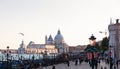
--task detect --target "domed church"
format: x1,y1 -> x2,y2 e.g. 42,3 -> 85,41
18,30 -> 69,54
45,30 -> 69,53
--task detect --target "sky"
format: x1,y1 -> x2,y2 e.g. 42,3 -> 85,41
0,0 -> 120,49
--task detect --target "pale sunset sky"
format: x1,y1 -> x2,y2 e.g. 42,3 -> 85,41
0,0 -> 120,49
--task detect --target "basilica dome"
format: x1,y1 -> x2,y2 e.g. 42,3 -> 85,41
54,30 -> 64,44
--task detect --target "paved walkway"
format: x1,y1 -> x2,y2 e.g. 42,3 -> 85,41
43,61 -> 111,69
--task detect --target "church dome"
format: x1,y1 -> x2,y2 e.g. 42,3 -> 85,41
48,35 -> 53,41
54,30 -> 64,44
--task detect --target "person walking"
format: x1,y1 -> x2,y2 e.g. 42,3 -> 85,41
67,60 -> 70,67
52,65 -> 55,69
75,59 -> 78,65
116,60 -> 119,68
110,57 -> 113,69
79,57 -> 82,65
100,58 -> 106,69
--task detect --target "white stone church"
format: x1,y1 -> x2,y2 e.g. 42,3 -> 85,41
18,30 -> 69,54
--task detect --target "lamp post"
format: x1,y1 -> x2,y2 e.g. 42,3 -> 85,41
99,30 -> 107,38
86,34 -> 98,69
5,46 -> 11,69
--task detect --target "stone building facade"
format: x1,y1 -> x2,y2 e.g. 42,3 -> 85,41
108,19 -> 120,60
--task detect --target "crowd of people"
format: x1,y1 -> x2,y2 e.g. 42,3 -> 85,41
0,53 -> 119,69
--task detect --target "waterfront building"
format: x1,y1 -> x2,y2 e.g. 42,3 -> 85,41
69,45 -> 87,54
26,41 -> 57,54
18,29 -> 69,54
108,19 -> 120,60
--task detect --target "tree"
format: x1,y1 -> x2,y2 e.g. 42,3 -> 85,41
100,37 -> 109,52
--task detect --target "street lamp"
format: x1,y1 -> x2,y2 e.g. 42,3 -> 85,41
5,46 -> 11,69
89,34 -> 96,46
99,30 -> 107,37
86,34 -> 98,69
